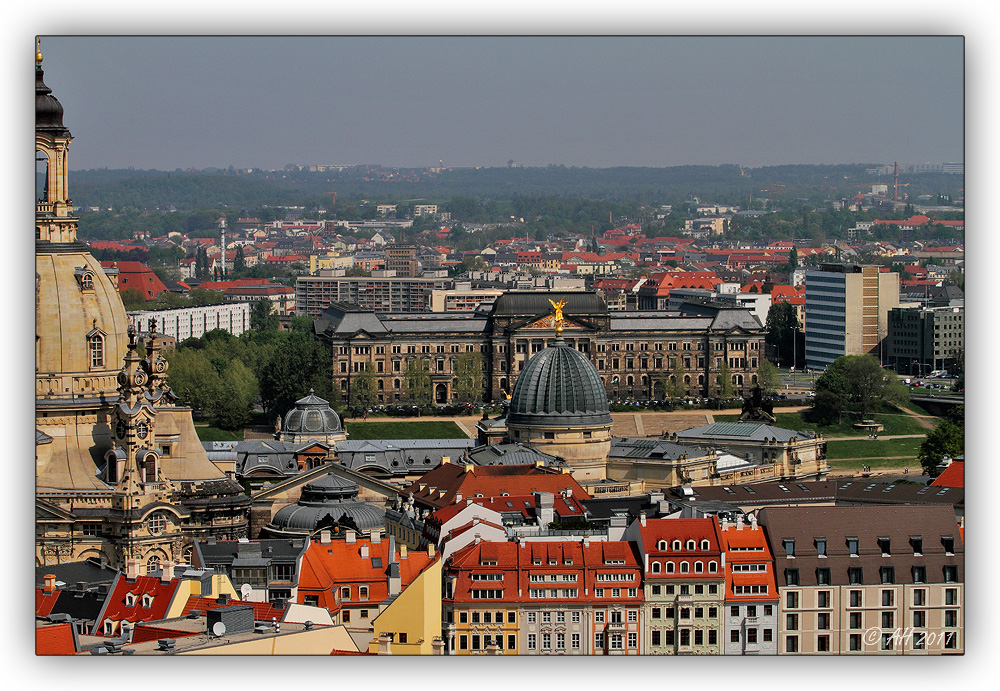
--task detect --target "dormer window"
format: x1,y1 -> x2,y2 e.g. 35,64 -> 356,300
657,540 -> 667,551
141,594 -> 153,608
942,536 -> 955,555
125,593 -> 136,607
816,539 -> 827,557
686,540 -> 696,551
86,329 -> 105,369
671,540 -> 681,551
784,539 -> 796,558
910,537 -> 923,556
878,538 -> 891,556
700,539 -> 710,551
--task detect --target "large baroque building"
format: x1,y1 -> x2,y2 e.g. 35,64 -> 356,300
315,291 -> 765,406
34,52 -> 249,570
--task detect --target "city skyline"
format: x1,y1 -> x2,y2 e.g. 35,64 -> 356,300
39,36 -> 963,172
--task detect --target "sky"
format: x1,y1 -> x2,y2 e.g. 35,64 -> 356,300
38,35 -> 963,171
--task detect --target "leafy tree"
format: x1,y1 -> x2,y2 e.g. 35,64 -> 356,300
250,298 -> 280,332
405,358 -> 432,407
454,351 -> 484,404
344,265 -> 372,277
918,419 -> 964,476
350,360 -> 377,411
789,245 -> 798,268
121,287 -> 148,311
757,358 -> 780,394
233,246 -> 246,272
718,360 -> 736,399
256,332 -> 333,416
765,301 -> 797,367
214,358 -> 258,430
163,347 -> 222,416
812,354 -> 906,421
290,315 -> 315,333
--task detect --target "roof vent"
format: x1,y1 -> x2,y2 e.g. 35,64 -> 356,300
157,639 -> 176,650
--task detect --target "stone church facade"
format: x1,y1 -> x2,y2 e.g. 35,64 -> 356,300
34,50 -> 249,570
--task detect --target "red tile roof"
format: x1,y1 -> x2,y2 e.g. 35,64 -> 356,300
931,460 -> 964,488
100,575 -> 179,631
297,538 -> 436,613
36,588 -> 61,617
400,463 -> 590,512
446,540 -> 643,606
100,261 -> 169,299
36,623 -> 78,655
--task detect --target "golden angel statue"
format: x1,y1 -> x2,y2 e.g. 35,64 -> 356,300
548,297 -> 567,323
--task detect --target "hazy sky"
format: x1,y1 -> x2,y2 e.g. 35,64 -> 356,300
38,36 -> 963,171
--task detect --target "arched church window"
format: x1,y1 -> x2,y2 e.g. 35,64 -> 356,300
36,150 -> 48,202
147,512 -> 166,536
143,454 -> 157,483
146,555 -> 161,573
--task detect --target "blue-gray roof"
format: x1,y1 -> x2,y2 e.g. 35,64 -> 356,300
677,421 -> 815,442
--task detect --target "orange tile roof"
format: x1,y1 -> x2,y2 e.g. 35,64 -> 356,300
36,588 -> 61,617
931,460 -> 964,488
297,538 -> 436,613
36,623 -> 78,655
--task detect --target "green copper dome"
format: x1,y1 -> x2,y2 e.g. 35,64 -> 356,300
508,338 -> 612,428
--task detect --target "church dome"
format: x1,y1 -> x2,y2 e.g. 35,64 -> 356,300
508,338 -> 612,428
35,251 -> 130,400
266,474 -> 385,535
36,66 -> 70,136
282,389 -> 343,436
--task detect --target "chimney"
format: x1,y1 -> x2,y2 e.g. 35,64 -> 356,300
400,545 -> 407,559
431,637 -> 445,655
346,530 -> 356,544
76,581 -> 87,591
216,593 -> 230,605
377,634 -> 393,655
466,498 -> 472,506
736,514 -> 744,531
360,544 -> 370,559
126,559 -> 141,580
639,514 -> 646,527
160,560 -> 174,584
473,517 -> 480,526
441,456 -> 450,465
582,537 -> 590,548
474,535 -> 481,545
371,531 -> 381,544
320,530 -> 331,545
427,544 -> 435,559
464,464 -> 475,474
43,574 -> 56,594
454,493 -> 463,504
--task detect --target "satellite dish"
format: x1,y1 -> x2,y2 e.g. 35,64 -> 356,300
212,621 -> 227,637
240,583 -> 252,599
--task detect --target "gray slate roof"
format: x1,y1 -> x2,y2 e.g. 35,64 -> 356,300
676,421 -> 816,443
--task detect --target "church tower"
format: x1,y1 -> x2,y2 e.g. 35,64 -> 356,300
34,43 -> 251,569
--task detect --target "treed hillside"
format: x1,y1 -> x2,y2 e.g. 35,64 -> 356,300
67,163 -> 964,213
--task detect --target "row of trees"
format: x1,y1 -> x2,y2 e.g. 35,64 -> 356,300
164,301 -> 333,430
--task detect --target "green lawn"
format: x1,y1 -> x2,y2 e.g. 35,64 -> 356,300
714,411 -> 934,437
194,424 -> 244,442
826,456 -> 920,471
823,437 -> 924,461
344,420 -> 470,440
